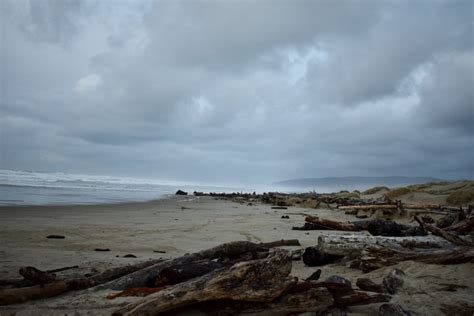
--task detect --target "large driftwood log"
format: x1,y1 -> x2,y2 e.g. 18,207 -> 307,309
154,260 -> 225,287
302,234 -> 450,266
260,239 -> 301,247
404,203 -> 441,209
98,240 -> 297,291
0,281 -> 69,305
338,204 -> 441,210
295,216 -> 425,237
293,222 -> 333,231
0,259 -> 163,306
195,288 -> 334,315
68,259 -> 164,290
316,234 -> 451,257
339,205 -> 398,210
367,220 -> 425,237
415,216 -> 473,246
304,216 -> 358,231
332,289 -> 391,306
352,245 -> 474,272
2,240 -> 294,306
291,281 -> 390,306
447,217 -> 474,235
113,249 -> 296,316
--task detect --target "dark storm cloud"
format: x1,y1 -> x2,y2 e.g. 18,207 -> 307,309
1,0 -> 473,184
20,0 -> 84,44
415,53 -> 473,132
305,1 -> 473,105
141,0 -> 379,69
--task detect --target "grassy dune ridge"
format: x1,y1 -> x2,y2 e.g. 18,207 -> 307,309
264,180 -> 474,208
384,180 -> 474,205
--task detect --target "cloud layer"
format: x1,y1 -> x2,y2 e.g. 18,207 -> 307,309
1,0 -> 473,184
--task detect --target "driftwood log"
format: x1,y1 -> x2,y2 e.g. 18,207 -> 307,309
415,216 -> 473,246
316,234 -> 451,256
397,203 -> 440,209
0,259 -> 163,306
261,239 -> 301,247
302,234 -> 450,266
303,216 -> 358,231
0,281 -> 69,306
293,216 -> 370,231
351,245 -> 474,272
194,287 -> 333,315
293,281 -> 390,306
113,249 -> 296,315
339,205 -> 398,210
98,240 -> 298,291
153,260 -> 225,287
368,219 -> 425,237
0,240 -> 301,306
1,237 -> 395,314
294,216 -> 426,237
114,277 -> 390,316
195,281 -> 387,315
339,203 -> 445,210
447,217 -> 474,235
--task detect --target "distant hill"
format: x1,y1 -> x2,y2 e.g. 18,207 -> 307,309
274,176 -> 443,191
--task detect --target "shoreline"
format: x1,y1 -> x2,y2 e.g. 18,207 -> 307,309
0,196 -> 172,209
0,184 -> 173,207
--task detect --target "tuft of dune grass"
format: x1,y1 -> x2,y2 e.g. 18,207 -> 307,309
336,191 -> 360,199
446,189 -> 474,205
409,183 -> 435,191
363,186 -> 390,195
386,187 -> 412,199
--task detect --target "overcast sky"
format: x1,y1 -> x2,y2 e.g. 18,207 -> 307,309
0,0 -> 473,185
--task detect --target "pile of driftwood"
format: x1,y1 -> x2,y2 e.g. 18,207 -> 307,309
293,214 -> 474,272
338,200 -> 472,220
0,240 -> 393,315
190,191 -> 472,217
193,191 -> 355,207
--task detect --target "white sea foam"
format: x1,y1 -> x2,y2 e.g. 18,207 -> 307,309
0,169 -> 247,205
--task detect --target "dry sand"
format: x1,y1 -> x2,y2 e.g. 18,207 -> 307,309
0,196 -> 472,315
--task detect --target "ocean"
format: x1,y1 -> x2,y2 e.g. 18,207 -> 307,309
0,170 -> 247,206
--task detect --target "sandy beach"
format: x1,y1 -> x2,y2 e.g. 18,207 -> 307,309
2,0 -> 472,314
0,194 -> 473,315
